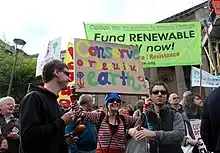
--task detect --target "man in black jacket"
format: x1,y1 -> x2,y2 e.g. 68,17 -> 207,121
19,59 -> 74,153
201,87 -> 220,153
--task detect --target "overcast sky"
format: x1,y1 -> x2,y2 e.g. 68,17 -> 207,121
0,0 -> 206,55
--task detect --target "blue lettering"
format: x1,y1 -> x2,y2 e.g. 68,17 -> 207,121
98,72 -> 111,85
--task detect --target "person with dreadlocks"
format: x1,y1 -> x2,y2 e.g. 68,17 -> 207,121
71,92 -> 137,153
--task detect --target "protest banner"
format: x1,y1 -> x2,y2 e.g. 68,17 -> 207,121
190,119 -> 209,153
74,38 -> 148,94
84,22 -> 202,68
191,66 -> 220,88
57,42 -> 75,107
36,36 -> 61,76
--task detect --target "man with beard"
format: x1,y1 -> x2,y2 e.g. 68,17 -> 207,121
19,60 -> 74,153
129,81 -> 185,153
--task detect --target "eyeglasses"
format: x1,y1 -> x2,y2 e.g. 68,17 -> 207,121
108,99 -> 121,103
61,70 -> 69,77
152,90 -> 167,95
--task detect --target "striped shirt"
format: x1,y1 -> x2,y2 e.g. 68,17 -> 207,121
72,102 -> 137,153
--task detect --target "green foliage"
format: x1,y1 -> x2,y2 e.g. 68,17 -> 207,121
0,49 -> 41,103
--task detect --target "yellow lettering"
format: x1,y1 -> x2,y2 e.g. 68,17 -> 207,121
118,61 -> 123,70
125,62 -> 130,70
75,40 -> 90,58
136,63 -> 139,71
95,58 -> 102,70
112,48 -> 120,58
107,63 -> 113,70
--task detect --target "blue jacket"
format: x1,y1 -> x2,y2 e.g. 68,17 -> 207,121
65,120 -> 97,152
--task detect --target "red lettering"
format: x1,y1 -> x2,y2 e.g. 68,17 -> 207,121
58,99 -> 71,107
118,49 -> 126,58
102,62 -> 108,70
69,72 -> 74,81
112,63 -> 120,70
194,130 -> 200,136
129,65 -> 136,71
77,59 -> 83,66
193,124 -> 200,130
61,86 -> 72,96
88,60 -> 96,67
67,61 -> 74,70
68,47 -> 74,59
88,46 -> 97,56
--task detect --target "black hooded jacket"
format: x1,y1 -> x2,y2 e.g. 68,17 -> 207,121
19,84 -> 68,153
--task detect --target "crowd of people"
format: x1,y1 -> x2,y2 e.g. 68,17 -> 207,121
0,59 -> 219,153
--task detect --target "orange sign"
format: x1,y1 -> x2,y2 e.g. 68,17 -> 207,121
57,42 -> 75,107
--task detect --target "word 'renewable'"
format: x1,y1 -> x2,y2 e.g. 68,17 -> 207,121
75,39 -> 140,60
94,30 -> 195,42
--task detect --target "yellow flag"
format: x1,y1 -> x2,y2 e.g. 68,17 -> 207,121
57,42 -> 75,107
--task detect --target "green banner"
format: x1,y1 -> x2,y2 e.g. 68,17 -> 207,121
84,22 -> 202,68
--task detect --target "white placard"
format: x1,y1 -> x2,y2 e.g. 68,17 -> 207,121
191,66 -> 220,88
36,37 -> 62,76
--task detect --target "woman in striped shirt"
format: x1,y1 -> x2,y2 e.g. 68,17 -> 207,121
72,92 -> 137,153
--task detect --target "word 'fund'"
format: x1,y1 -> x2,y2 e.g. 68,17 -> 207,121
94,31 -> 195,42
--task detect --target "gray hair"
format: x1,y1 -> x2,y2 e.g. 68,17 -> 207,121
78,94 -> 93,106
0,96 -> 15,105
169,93 -> 178,101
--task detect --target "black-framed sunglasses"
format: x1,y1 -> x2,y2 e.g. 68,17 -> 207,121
108,99 -> 121,103
60,70 -> 69,77
173,97 -> 179,100
152,90 -> 167,95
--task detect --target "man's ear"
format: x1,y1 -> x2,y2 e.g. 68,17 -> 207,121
53,69 -> 59,77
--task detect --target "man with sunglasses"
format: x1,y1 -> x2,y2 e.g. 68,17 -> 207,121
129,81 -> 185,153
169,93 -> 183,113
19,60 -> 74,153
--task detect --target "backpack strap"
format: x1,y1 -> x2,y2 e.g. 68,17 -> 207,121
96,111 -> 106,133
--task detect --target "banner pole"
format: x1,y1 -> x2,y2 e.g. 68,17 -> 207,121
83,21 -> 88,39
199,64 -> 202,98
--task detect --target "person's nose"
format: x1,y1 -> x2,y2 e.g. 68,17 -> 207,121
158,92 -> 162,96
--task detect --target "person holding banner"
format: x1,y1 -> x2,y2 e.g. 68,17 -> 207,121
181,94 -> 203,153
71,92 -> 137,153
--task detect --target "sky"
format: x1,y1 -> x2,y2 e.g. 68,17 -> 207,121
0,0 -> 206,55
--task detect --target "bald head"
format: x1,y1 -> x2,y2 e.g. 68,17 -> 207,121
78,94 -> 93,111
169,93 -> 179,105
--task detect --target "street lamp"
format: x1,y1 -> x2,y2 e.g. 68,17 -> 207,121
7,38 -> 26,96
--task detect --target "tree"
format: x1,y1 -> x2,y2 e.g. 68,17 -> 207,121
0,49 -> 41,103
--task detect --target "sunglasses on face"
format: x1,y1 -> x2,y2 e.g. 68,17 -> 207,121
173,97 -> 179,100
108,99 -> 121,104
152,90 -> 167,95
61,70 -> 69,77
